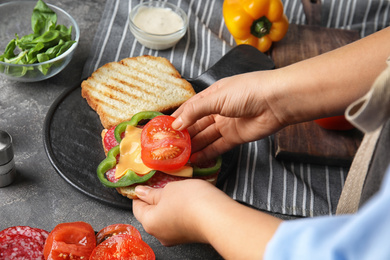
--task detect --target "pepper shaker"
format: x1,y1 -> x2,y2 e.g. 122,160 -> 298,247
0,130 -> 16,187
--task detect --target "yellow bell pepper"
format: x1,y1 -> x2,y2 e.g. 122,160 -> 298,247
223,0 -> 289,52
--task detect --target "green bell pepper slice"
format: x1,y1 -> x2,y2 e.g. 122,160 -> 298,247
193,155 -> 223,176
97,145 -> 156,188
114,111 -> 164,143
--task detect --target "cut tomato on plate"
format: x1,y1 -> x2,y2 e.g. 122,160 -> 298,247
90,234 -> 155,260
43,221 -> 96,260
96,223 -> 142,244
141,115 -> 191,171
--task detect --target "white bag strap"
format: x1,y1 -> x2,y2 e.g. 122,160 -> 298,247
335,127 -> 382,215
336,58 -> 390,215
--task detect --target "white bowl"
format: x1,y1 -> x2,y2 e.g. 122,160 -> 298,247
129,1 -> 188,50
0,1 -> 80,82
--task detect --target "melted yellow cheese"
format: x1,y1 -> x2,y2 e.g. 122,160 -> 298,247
163,165 -> 193,177
115,125 -> 193,179
115,125 -> 153,179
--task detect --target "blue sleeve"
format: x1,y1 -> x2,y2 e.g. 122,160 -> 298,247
264,166 -> 390,260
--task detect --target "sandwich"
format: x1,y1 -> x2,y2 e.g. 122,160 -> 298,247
98,111 -> 222,199
81,56 -> 221,199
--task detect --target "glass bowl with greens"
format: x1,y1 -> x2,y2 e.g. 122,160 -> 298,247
0,0 -> 80,82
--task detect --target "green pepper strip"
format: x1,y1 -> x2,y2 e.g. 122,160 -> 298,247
114,111 -> 164,143
97,145 -> 156,188
193,156 -> 223,176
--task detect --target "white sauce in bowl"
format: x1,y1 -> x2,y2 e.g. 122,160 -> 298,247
129,2 -> 188,50
133,6 -> 184,35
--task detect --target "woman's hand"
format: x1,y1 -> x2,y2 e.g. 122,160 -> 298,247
171,28 -> 390,164
172,71 -> 285,163
132,179 -> 227,246
132,179 -> 282,259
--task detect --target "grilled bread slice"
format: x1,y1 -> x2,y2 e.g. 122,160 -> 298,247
81,55 -> 195,129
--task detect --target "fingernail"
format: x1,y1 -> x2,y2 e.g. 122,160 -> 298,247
135,186 -> 151,197
172,116 -> 183,130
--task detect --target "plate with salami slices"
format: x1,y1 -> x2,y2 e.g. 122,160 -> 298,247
43,45 -> 275,210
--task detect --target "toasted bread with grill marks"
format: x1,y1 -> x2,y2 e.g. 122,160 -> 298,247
81,56 -> 195,129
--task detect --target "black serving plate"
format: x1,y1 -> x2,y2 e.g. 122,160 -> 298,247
43,45 -> 275,210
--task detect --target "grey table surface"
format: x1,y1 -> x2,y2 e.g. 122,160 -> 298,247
0,0 -> 221,258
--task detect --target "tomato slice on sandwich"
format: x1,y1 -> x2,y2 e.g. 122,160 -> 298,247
141,115 -> 191,171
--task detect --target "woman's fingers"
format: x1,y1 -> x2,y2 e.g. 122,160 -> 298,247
186,115 -> 215,137
172,81 -> 228,130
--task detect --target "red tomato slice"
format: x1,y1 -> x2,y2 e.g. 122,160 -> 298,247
141,115 -> 191,171
314,115 -> 355,131
96,224 -> 142,244
89,234 -> 155,260
43,221 -> 96,260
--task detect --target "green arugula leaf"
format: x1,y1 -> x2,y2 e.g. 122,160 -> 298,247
0,39 -> 17,61
56,24 -> 73,41
31,0 -> 57,35
37,53 -> 51,75
56,40 -> 76,56
31,30 -> 60,47
27,42 -> 45,62
5,50 -> 28,64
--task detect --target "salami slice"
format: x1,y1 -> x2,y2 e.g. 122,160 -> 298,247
0,226 -> 49,247
145,171 -> 187,188
0,234 -> 44,260
106,168 -> 118,183
144,171 -> 219,188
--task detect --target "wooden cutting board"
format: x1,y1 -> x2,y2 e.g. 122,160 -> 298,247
270,24 -> 363,167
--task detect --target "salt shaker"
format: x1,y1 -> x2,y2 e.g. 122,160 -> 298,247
0,130 -> 16,187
